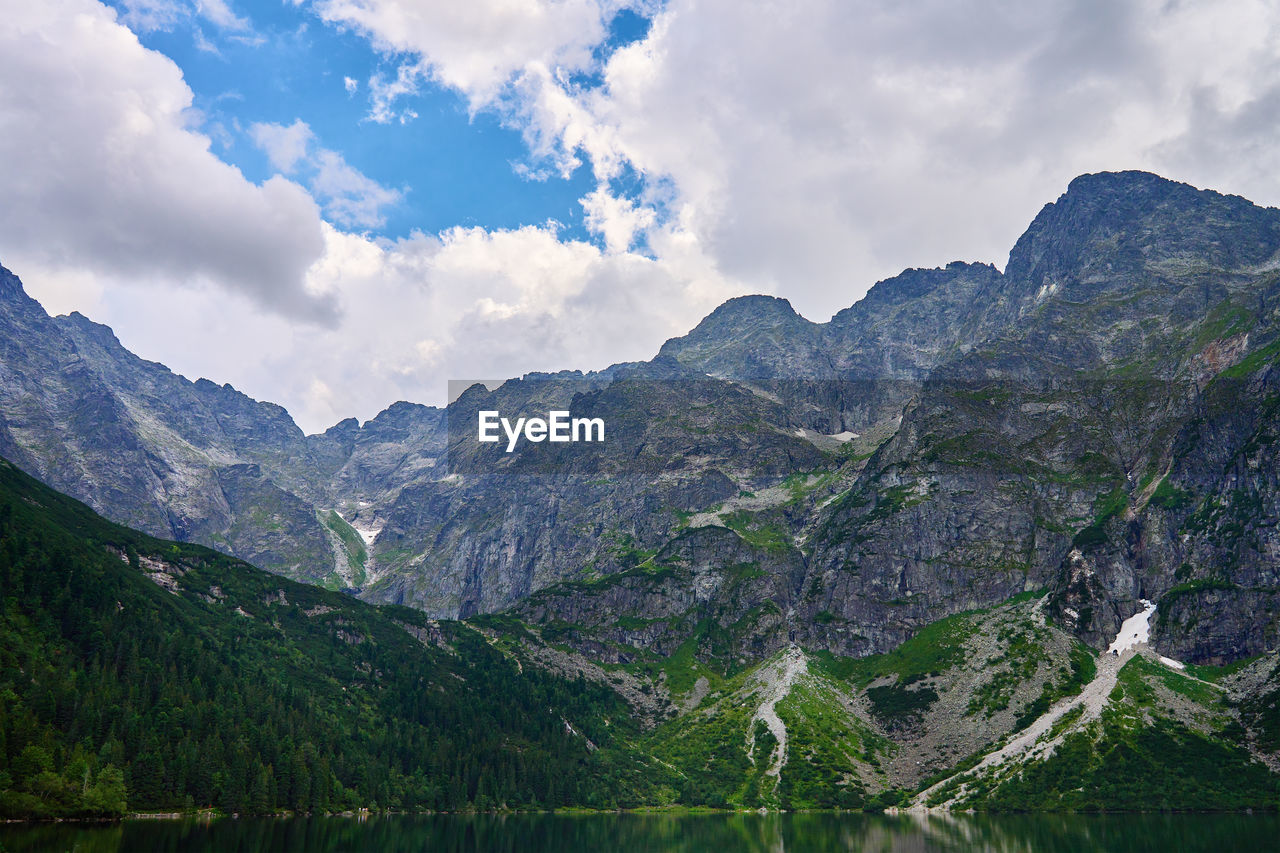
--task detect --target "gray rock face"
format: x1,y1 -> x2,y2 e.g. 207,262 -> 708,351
514,525 -> 806,663
366,370 -> 828,616
790,172 -> 1280,664
7,170 -> 1280,668
476,171 -> 1280,666
0,271 -> 334,582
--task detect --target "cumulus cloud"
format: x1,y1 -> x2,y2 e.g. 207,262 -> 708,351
82,222 -> 734,431
522,0 -> 1280,319
0,0 -> 334,322
3,0 -> 721,433
311,0 -> 1280,321
250,120 -> 403,229
304,0 -> 619,111
16,0 -> 1280,434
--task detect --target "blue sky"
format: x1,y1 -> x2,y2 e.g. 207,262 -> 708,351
104,0 -> 624,242
5,1 -> 1280,431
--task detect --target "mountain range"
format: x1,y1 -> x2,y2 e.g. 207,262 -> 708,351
6,170 -> 1280,812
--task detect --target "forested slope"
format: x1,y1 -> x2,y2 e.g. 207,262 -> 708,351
0,457 -> 648,817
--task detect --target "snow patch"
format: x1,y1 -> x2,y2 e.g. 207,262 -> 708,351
1158,655 -> 1186,670
1106,599 -> 1156,655
1035,282 -> 1060,302
793,427 -> 859,442
350,519 -> 383,548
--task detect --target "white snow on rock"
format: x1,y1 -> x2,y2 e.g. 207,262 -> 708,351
1158,655 -> 1186,670
792,428 -> 859,442
1107,599 -> 1156,655
351,521 -> 383,548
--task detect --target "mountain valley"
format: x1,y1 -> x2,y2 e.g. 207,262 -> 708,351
7,170 -> 1280,813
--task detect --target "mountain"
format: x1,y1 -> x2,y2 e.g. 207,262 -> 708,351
423,170 -> 1280,674
6,452 -> 1280,816
0,277 -> 340,584
5,169 -> 1280,674
13,158 -> 1280,813
658,261 -> 1005,383
0,456 -> 659,817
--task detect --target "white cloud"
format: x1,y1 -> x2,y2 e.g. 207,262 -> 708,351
250,119 -> 314,172
305,0 -> 1280,322
192,26 -> 220,54
311,150 -> 403,229
581,185 -> 654,253
196,0 -> 250,32
0,0 -> 334,322
344,75 -> 359,95
116,0 -> 186,31
366,60 -> 428,124
118,0 -> 251,33
250,120 -> 403,229
75,222 -> 734,431
305,0 -> 618,110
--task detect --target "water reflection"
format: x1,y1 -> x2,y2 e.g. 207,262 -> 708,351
1,811 -> 1275,853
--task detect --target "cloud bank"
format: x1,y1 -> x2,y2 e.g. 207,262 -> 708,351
7,0 -> 1280,431
0,0 -> 334,322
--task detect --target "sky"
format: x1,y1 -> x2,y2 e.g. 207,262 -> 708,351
4,1 -> 1280,433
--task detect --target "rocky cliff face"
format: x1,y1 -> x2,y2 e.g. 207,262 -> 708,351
0,271 -> 336,582
788,173 -> 1280,664
460,171 -> 1280,668
5,170 -> 1280,669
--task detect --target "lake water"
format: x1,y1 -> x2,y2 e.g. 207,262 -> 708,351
2,812 -> 1277,852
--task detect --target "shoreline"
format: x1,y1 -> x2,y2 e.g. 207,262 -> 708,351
4,804 -> 1277,826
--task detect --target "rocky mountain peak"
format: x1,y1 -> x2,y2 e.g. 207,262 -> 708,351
659,295 -> 811,354
322,416 -> 360,438
834,262 -> 1001,317
59,310 -> 124,348
0,264 -> 22,301
1006,170 -> 1280,287
0,263 -> 42,310
656,294 -> 825,379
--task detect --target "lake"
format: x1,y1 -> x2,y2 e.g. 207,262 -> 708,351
2,812 -> 1277,852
